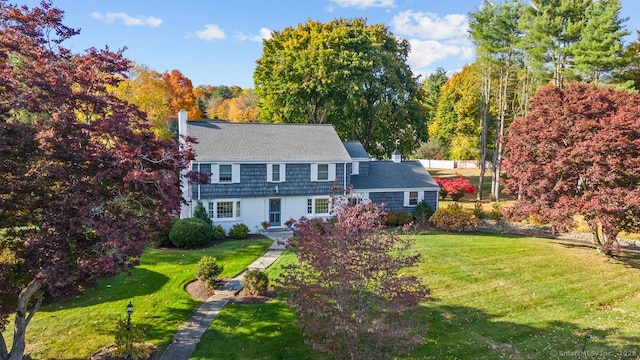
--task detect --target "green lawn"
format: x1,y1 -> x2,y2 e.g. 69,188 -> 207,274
3,239 -> 273,360
192,233 -> 640,359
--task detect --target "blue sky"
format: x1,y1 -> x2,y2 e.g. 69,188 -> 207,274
16,0 -> 640,88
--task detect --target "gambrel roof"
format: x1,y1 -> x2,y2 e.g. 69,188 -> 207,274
187,121 -> 352,163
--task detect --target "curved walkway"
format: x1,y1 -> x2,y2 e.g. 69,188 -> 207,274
159,231 -> 290,360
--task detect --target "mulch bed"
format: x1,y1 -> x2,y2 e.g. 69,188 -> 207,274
90,343 -> 158,360
185,278 -> 277,304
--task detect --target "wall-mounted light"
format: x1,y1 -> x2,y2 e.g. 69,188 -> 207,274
275,185 -> 279,194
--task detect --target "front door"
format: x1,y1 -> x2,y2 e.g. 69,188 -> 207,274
269,199 -> 281,226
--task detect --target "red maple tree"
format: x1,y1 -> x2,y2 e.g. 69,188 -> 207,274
434,176 -> 477,201
503,83 -> 640,255
0,3 -> 195,359
277,200 -> 429,359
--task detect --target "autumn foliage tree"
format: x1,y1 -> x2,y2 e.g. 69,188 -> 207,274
434,176 -> 477,201
503,83 -> 640,255
277,201 -> 429,359
163,69 -> 202,120
0,3 -> 194,359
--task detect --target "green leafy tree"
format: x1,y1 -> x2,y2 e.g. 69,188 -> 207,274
422,67 -> 448,125
254,18 -> 428,158
429,64 -> 481,160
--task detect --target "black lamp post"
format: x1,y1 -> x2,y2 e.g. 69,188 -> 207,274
126,301 -> 133,329
125,301 -> 134,359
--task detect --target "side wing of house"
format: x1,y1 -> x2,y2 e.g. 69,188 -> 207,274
346,141 -> 440,214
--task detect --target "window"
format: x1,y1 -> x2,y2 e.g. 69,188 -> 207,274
219,164 -> 232,183
315,198 -> 329,213
404,191 -> 424,207
210,164 -> 240,184
311,163 -> 336,181
307,197 -> 330,214
409,191 -> 419,206
217,201 -> 234,218
317,164 -> 329,181
267,163 -> 285,182
208,200 -> 242,220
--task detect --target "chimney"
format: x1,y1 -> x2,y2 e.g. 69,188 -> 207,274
392,149 -> 402,163
178,109 -> 190,219
178,109 -> 188,138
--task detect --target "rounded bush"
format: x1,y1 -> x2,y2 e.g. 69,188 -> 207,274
169,218 -> 212,248
212,224 -> 226,240
241,269 -> 269,296
228,223 -> 249,239
429,203 -> 478,232
196,256 -> 224,288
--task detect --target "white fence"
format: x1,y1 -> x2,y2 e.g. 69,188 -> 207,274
418,159 -> 491,169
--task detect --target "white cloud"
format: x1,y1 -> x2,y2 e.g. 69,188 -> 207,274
194,24 -> 226,41
329,0 -> 394,9
91,12 -> 162,27
406,39 -> 474,69
235,28 -> 272,42
392,10 -> 468,40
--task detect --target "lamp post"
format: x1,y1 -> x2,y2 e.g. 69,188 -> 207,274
125,301 -> 133,359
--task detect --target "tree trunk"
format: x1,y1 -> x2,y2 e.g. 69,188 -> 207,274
5,278 -> 43,360
477,63 -> 492,201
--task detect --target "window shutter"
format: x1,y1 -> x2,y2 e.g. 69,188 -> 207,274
403,191 -> 410,207
280,164 -> 286,182
310,164 -> 318,181
418,191 -> 425,203
328,163 -> 336,180
267,163 -> 273,182
232,164 -> 240,183
352,162 -> 359,175
211,164 -> 219,184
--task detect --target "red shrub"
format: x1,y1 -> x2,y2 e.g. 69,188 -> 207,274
434,176 -> 477,201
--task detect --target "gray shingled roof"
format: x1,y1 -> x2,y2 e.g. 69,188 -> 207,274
187,121 -> 352,162
350,161 -> 439,190
343,141 -> 370,160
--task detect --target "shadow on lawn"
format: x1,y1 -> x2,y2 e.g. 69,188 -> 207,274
421,300 -> 640,359
38,268 -> 169,312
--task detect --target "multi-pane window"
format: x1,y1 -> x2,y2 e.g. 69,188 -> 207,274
307,197 -> 330,214
409,191 -> 419,206
272,164 -> 280,182
317,164 -> 329,181
315,198 -> 329,213
219,164 -> 232,183
216,201 -> 234,218
208,200 -> 241,219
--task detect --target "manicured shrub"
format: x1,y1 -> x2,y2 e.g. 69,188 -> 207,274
491,202 -> 503,220
413,200 -> 434,227
241,269 -> 269,296
152,218 -> 179,247
228,223 -> 249,239
385,211 -> 412,227
169,218 -> 212,248
472,202 -> 485,219
211,224 -> 226,240
434,176 -> 477,201
193,201 -> 212,225
429,203 -> 478,232
196,256 -> 224,288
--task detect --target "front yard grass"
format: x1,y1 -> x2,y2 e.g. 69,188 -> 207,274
193,233 -> 640,359
3,239 -> 272,360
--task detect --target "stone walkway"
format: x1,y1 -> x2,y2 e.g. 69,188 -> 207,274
159,231 -> 290,360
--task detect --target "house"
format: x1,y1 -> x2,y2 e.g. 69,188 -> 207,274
177,110 -> 439,233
